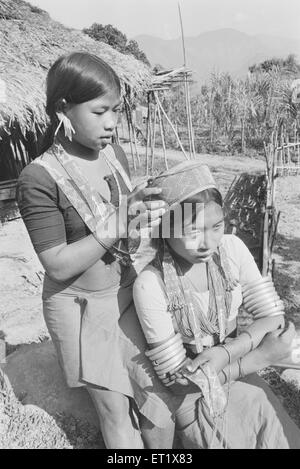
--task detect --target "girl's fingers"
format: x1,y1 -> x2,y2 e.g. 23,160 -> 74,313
128,201 -> 167,219
128,200 -> 147,216
149,208 -> 167,219
130,181 -> 148,196
185,357 -> 210,373
142,187 -> 162,198
144,200 -> 168,211
175,378 -> 189,386
280,322 -> 296,343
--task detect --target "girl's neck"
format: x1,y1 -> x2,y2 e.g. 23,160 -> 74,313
56,134 -> 99,161
167,244 -> 193,275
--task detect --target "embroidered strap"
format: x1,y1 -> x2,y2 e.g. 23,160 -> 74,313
33,143 -> 132,266
101,145 -> 133,193
33,153 -> 114,232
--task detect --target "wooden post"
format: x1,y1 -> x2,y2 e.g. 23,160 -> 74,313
186,77 -> 196,158
151,103 -> 158,174
121,115 -> 125,140
124,96 -> 137,171
298,139 -> 300,174
262,208 -> 270,277
145,92 -> 151,176
184,75 -> 193,158
132,119 -> 141,167
286,135 -> 291,175
155,92 -> 168,170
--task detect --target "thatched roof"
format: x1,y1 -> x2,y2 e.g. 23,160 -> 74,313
0,0 -> 152,137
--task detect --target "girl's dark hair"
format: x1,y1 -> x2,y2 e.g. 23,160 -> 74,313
39,52 -> 121,154
156,188 -> 223,241
177,188 -> 223,226
181,188 -> 223,209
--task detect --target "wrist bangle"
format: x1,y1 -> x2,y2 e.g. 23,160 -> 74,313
95,237 -> 111,251
219,343 -> 232,365
238,358 -> 246,379
220,369 -> 228,384
240,330 -> 254,353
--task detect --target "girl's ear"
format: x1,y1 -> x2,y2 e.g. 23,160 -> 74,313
55,98 -> 69,115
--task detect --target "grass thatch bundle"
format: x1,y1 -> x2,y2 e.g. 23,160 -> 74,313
0,0 -> 152,138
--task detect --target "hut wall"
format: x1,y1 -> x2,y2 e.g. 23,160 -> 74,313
0,124 -> 39,181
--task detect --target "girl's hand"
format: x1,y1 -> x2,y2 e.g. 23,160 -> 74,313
172,347 -> 229,386
183,347 -> 230,375
257,321 -> 296,366
127,182 -> 168,235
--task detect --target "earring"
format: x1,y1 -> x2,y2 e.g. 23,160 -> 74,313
54,112 -> 75,141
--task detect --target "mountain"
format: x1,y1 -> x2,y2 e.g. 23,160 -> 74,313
135,29 -> 300,84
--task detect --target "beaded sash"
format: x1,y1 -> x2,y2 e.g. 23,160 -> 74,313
154,240 -> 238,352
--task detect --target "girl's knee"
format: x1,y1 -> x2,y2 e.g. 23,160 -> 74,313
88,387 -> 131,426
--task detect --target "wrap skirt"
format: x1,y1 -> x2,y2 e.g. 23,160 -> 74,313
42,272 -> 176,428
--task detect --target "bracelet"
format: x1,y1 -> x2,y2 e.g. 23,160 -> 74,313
220,369 -> 228,385
94,236 -> 112,252
219,343 -> 232,365
240,330 -> 254,353
238,358 -> 246,379
145,334 -> 187,383
145,334 -> 182,358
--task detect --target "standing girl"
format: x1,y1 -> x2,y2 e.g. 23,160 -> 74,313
17,52 -> 170,448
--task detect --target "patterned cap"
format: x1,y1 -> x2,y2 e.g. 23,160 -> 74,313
148,161 -> 217,207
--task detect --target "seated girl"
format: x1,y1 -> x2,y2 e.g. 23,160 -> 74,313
132,161 -> 300,449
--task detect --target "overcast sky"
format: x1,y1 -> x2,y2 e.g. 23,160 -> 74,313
30,0 -> 300,40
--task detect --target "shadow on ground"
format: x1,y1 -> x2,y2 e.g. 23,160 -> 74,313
273,233 -> 300,327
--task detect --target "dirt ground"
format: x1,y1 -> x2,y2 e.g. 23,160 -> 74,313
0,145 -> 300,439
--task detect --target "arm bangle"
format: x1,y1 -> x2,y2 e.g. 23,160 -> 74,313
240,330 -> 254,353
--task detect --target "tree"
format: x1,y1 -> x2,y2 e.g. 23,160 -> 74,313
249,55 -> 300,75
125,40 -> 150,66
83,23 -> 150,66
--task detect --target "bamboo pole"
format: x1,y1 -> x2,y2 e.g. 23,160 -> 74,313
132,119 -> 141,167
155,95 -> 189,160
276,141 -> 300,150
145,92 -> 151,176
281,131 -> 285,174
151,103 -> 158,175
186,79 -> 196,158
125,96 -> 141,167
184,76 -> 193,158
262,208 -> 270,277
297,132 -> 300,173
154,92 -> 168,170
178,3 -> 194,158
178,3 -> 187,66
286,134 -> 291,175
124,96 -> 136,172
121,115 -> 125,140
